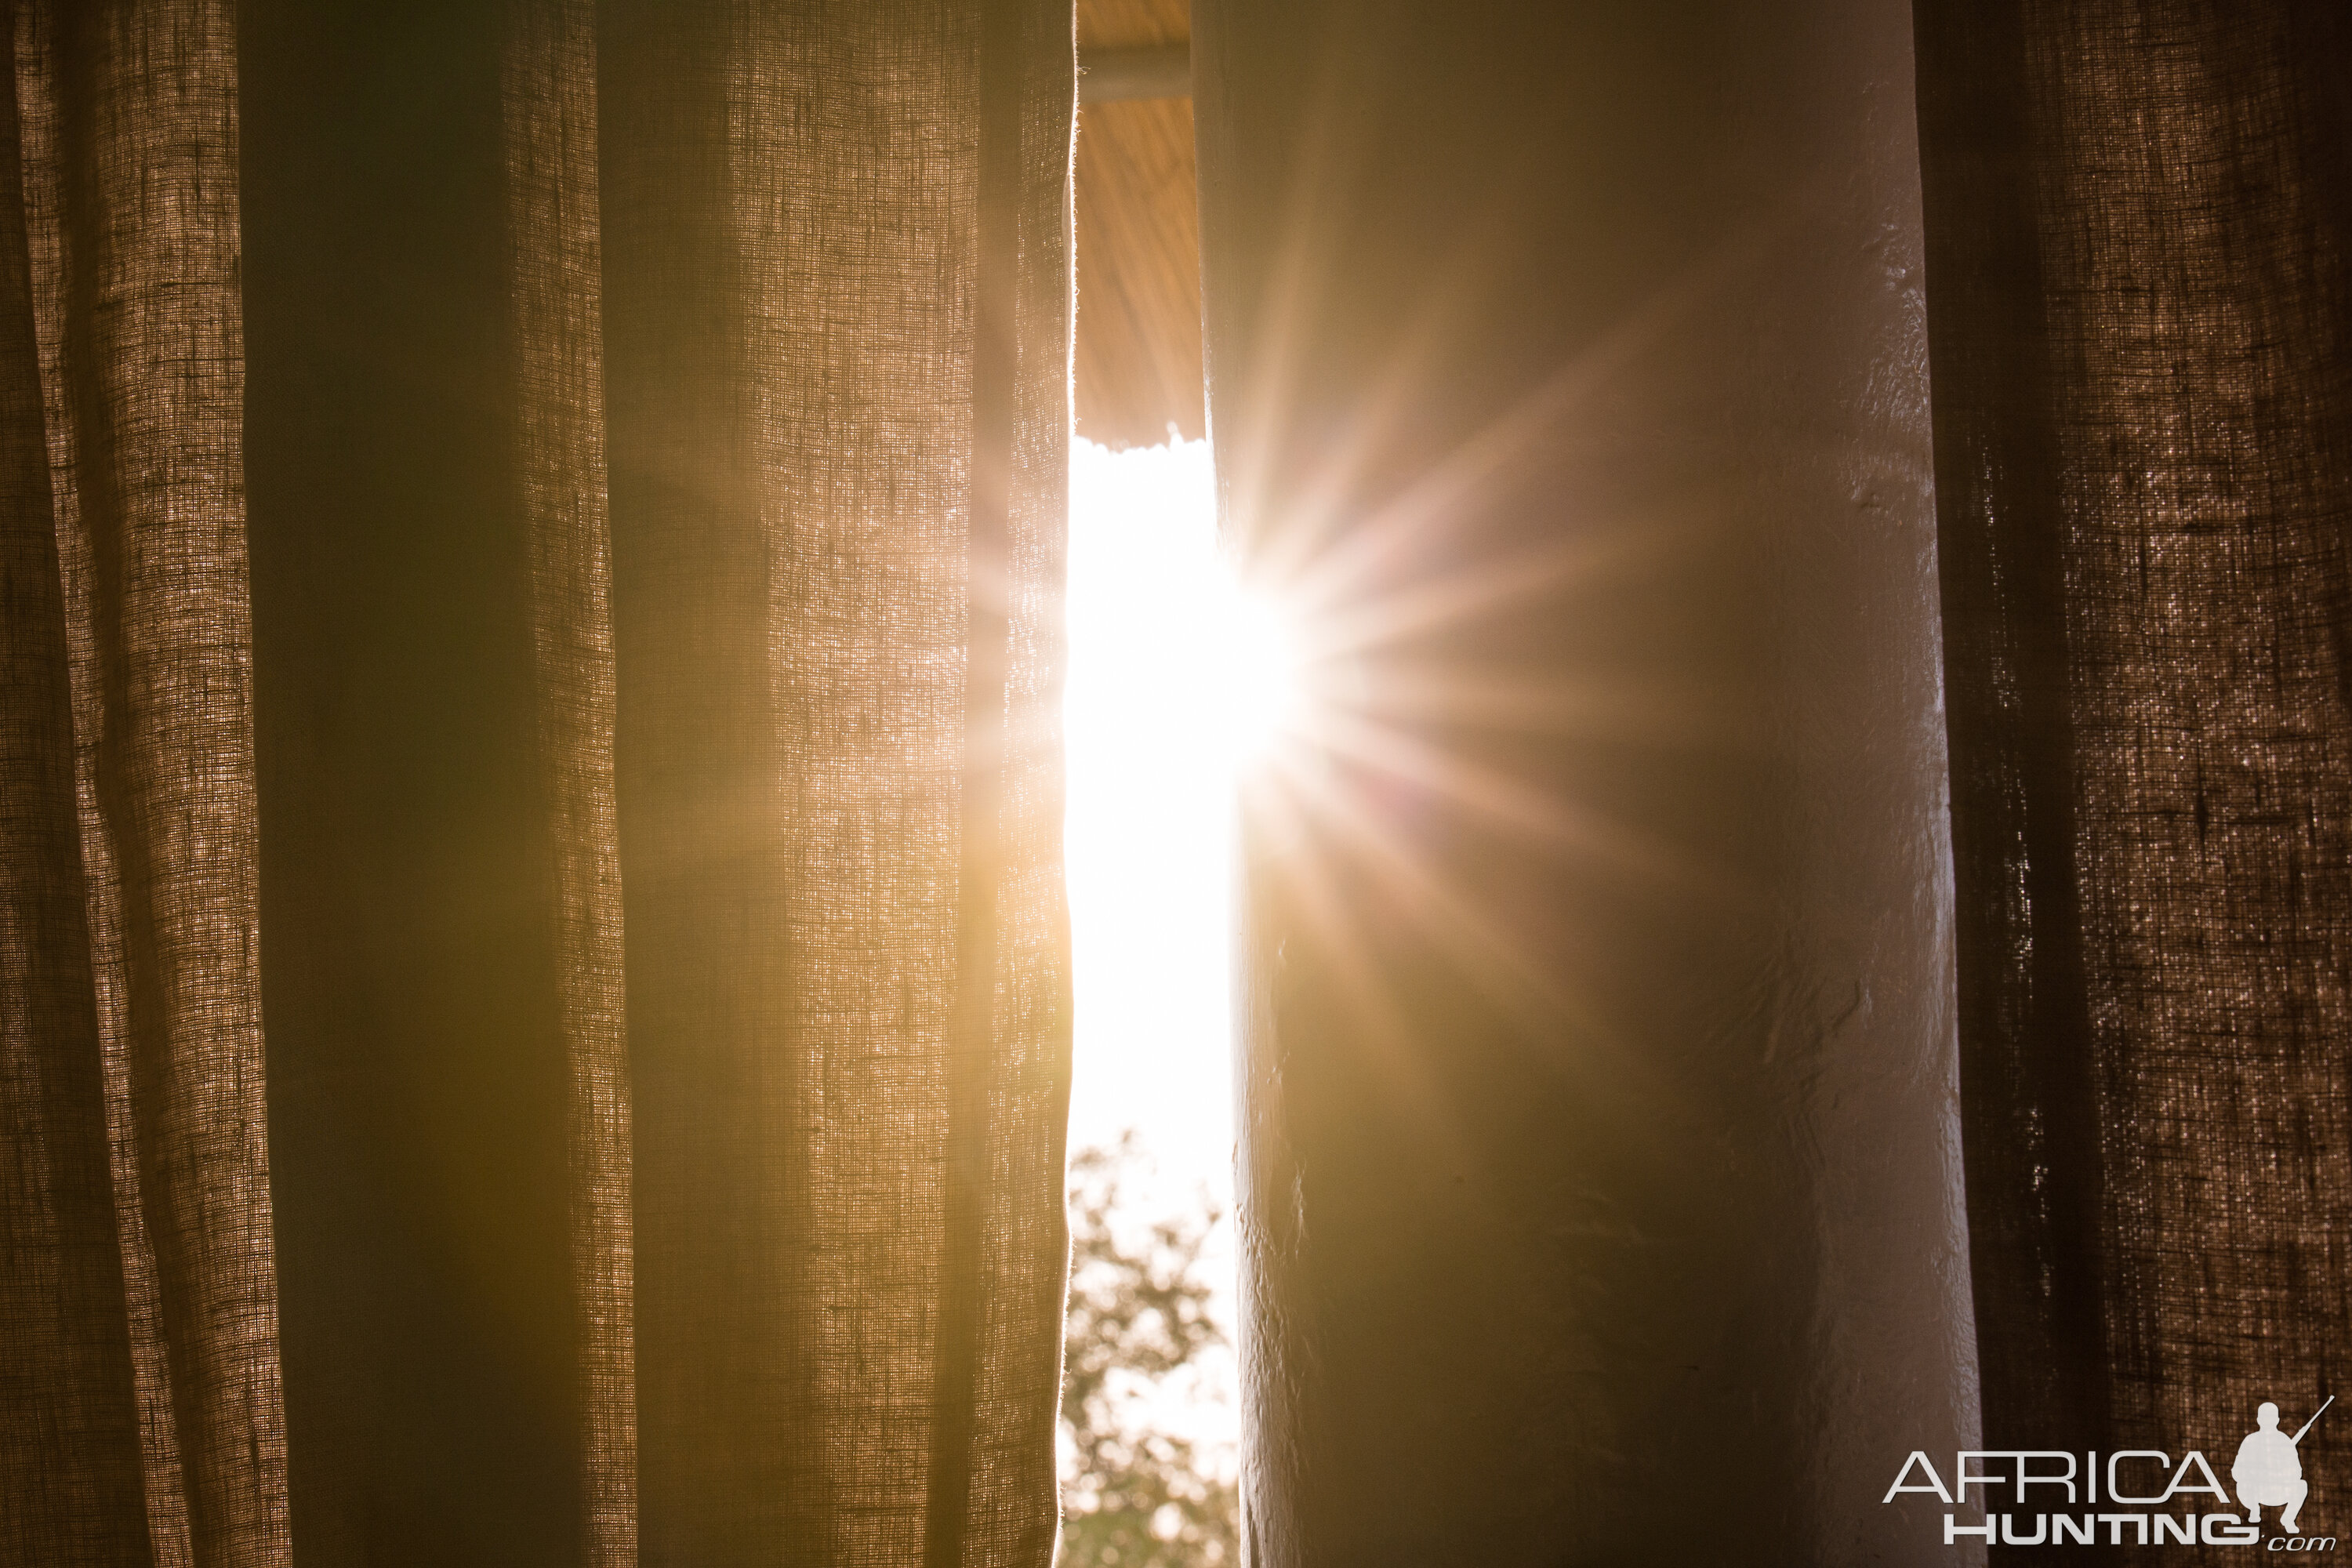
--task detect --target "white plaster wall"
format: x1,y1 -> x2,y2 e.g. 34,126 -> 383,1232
1193,0 -> 1982,1560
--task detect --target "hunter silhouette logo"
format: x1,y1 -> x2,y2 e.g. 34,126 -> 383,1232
2238,1397 -> 2331,1537
1884,1394 -> 2335,1550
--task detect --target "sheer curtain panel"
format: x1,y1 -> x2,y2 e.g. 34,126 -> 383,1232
1915,0 -> 2352,1537
0,1 -> 1076,1564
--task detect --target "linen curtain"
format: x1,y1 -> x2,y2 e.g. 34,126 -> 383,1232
0,0 -> 1075,1563
1915,0 -> 2352,1540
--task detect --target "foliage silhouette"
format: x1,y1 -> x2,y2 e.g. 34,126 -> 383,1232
1060,1135 -> 1240,1568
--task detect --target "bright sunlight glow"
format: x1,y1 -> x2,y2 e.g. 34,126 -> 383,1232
1064,433 -> 1298,1181
1208,587 -> 1305,767
1062,432 -> 1271,1475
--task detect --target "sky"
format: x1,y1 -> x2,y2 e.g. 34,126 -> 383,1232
1062,432 -> 1273,1469
1065,434 -> 1235,1179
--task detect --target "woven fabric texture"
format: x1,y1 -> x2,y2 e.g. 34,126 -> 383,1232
0,1 -> 1074,1564
1917,0 -> 2352,1548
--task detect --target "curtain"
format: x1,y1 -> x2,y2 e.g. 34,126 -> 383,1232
1916,0 -> 2352,1533
0,0 -> 1075,1563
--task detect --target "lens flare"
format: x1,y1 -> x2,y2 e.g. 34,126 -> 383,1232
1205,579 -> 1305,768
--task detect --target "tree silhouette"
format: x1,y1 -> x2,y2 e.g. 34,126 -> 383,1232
1060,1135 -> 1240,1568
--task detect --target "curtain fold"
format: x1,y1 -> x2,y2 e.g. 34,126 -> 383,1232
6,0 -> 285,1561
502,3 -> 633,1561
0,0 -> 1074,1562
0,16 -> 154,1562
1917,0 -> 2352,1530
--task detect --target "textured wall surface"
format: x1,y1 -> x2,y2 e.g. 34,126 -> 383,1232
1192,0 -> 1979,1560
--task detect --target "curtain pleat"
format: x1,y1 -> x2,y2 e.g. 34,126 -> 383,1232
5,0 -> 290,1561
2,0 -> 1073,1563
596,0 -> 1070,1558
1918,0 -> 2352,1526
502,3 -> 635,1563
0,11 -> 153,1562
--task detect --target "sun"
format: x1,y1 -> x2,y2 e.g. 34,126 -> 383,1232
1203,577 -> 1305,769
